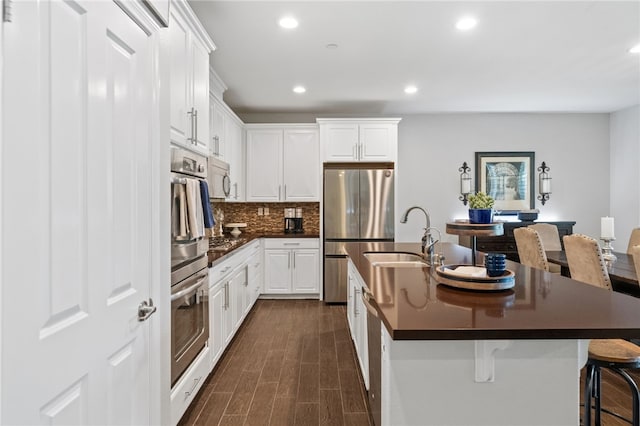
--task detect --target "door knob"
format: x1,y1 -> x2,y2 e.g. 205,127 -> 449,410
138,298 -> 157,322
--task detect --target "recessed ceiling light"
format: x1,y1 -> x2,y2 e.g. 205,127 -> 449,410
456,16 -> 477,31
293,86 -> 306,94
279,16 -> 298,29
404,86 -> 418,94
630,44 -> 640,54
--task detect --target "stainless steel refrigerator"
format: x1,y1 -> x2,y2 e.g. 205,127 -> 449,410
323,165 -> 394,303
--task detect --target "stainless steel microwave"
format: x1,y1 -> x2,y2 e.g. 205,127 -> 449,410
207,156 -> 231,199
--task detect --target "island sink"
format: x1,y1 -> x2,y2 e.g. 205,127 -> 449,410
363,251 -> 428,268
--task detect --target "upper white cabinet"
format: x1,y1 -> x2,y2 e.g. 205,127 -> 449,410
167,0 -> 215,155
317,118 -> 401,163
210,93 -> 245,201
246,125 -> 320,202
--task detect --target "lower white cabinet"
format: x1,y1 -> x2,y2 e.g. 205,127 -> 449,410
263,238 -> 320,295
208,240 -> 261,369
170,345 -> 210,426
347,259 -> 369,389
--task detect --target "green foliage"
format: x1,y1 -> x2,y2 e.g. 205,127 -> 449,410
468,192 -> 494,209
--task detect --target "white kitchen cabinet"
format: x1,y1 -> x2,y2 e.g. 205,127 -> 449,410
246,125 -> 319,202
208,240 -> 261,370
210,96 -> 226,159
318,119 -> 401,163
231,265 -> 248,331
168,0 -> 215,155
247,243 -> 263,308
263,239 -> 320,295
347,259 -> 369,389
225,110 -> 245,201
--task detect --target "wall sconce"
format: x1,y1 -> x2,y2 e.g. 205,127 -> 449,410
459,162 -> 472,205
537,161 -> 551,205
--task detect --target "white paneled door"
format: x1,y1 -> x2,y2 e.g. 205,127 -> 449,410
2,1 -> 158,424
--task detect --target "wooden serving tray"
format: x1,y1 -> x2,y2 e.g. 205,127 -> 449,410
435,264 -> 515,291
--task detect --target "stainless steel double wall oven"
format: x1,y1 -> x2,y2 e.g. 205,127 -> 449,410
170,147 -> 209,387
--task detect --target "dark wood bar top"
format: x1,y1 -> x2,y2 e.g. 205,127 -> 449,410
345,242 -> 640,341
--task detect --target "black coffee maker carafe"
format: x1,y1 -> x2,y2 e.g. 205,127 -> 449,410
284,208 -> 303,233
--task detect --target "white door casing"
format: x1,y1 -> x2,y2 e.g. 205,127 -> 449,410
2,1 -> 158,423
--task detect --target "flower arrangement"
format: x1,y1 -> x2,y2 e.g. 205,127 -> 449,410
468,192 -> 494,209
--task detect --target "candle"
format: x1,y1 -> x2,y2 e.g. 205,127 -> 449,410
461,177 -> 471,194
540,177 -> 551,194
601,217 -> 615,239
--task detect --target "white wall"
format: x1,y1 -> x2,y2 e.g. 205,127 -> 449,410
242,112 -> 611,243
395,114 -> 610,243
610,105 -> 640,250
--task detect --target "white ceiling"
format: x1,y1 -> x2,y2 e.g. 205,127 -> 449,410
189,1 -> 640,115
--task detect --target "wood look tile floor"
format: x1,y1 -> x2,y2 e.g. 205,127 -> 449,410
179,299 -> 640,426
178,300 -> 371,426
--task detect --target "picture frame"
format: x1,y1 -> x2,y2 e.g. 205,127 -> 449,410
475,151 -> 535,214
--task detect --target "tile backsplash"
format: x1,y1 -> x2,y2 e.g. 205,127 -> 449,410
211,202 -> 320,234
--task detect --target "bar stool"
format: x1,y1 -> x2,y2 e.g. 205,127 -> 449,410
528,223 -> 562,273
584,340 -> 640,426
563,234 -> 640,425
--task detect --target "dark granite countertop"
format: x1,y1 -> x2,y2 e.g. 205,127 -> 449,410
346,241 -> 640,341
207,232 -> 319,267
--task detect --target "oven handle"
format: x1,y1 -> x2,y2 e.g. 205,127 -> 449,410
171,274 -> 208,301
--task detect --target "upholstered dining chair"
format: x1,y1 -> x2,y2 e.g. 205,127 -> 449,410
513,227 -> 549,272
632,245 -> 640,277
528,223 -> 562,273
563,234 -> 640,426
563,234 -> 612,290
627,227 -> 640,254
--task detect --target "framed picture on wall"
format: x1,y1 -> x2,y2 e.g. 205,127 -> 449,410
475,151 -> 535,214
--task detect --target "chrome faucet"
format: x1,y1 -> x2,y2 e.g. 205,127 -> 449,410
400,206 -> 438,263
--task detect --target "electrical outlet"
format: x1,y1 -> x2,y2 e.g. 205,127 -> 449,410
264,207 -> 269,215
257,207 -> 263,216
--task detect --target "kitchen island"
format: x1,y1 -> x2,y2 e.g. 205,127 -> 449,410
345,241 -> 640,426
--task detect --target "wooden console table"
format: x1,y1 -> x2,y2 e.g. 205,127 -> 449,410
458,221 -> 576,262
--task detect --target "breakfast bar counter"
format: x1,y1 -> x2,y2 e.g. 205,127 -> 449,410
346,241 -> 640,340
344,241 -> 640,426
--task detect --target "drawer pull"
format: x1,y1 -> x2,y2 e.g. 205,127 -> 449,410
283,242 -> 300,246
185,376 -> 202,398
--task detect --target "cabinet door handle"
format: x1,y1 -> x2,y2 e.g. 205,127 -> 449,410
194,109 -> 198,145
353,144 -> 357,160
185,376 -> 202,398
278,185 -> 281,201
284,185 -> 287,200
234,183 -> 238,199
287,252 -> 291,269
224,282 -> 229,309
354,288 -> 360,316
293,253 -> 296,269
187,108 -> 195,144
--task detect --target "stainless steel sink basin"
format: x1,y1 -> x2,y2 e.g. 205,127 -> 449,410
364,252 -> 428,268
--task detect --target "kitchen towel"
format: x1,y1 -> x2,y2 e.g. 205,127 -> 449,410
199,179 -> 215,229
172,183 -> 189,240
185,178 -> 204,239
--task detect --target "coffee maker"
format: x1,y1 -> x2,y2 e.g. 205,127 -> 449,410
284,208 -> 304,233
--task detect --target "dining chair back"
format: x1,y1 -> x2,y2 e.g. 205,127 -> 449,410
528,223 -> 562,251
632,245 -> 640,277
627,227 -> 640,254
562,234 -> 612,290
528,223 -> 562,273
514,227 -> 549,272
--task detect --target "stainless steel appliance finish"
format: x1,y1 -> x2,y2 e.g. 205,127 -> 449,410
323,165 -> 394,303
171,257 -> 209,386
324,167 -> 394,241
170,146 -> 210,387
207,156 -> 231,199
363,288 -> 381,426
